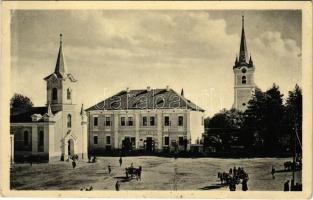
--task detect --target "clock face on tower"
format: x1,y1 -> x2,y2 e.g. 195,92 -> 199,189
241,68 -> 247,73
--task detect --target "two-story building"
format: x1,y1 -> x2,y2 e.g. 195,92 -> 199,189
86,87 -> 205,152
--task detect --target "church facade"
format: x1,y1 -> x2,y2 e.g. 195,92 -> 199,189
233,16 -> 256,111
86,87 -> 205,152
10,35 -> 88,162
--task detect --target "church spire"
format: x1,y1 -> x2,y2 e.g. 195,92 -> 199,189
54,34 -> 67,76
239,16 -> 248,63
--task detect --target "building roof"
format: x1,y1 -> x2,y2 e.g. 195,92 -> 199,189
10,106 -> 58,123
86,88 -> 205,112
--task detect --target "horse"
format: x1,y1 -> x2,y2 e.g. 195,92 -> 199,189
284,161 -> 293,171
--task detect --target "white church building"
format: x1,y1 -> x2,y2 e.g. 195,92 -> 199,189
10,34 -> 88,162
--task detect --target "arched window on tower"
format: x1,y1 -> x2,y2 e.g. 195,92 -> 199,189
67,114 -> 72,128
67,88 -> 72,100
52,88 -> 58,100
242,76 -> 247,84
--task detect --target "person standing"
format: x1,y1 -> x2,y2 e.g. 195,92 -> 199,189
88,154 -> 91,163
72,160 -> 76,169
242,177 -> 248,191
115,181 -> 120,191
284,180 -> 290,191
119,157 -> 122,167
138,166 -> 142,181
108,165 -> 111,174
271,165 -> 276,179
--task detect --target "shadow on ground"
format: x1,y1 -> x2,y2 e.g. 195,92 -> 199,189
199,184 -> 224,190
114,176 -> 131,182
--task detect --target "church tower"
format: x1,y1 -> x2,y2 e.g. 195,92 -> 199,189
43,34 -> 87,160
233,16 -> 256,111
44,34 -> 77,112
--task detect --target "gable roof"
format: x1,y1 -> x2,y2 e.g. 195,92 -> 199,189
86,88 -> 205,112
10,107 -> 58,123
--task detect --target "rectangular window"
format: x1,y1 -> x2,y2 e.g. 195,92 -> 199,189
105,117 -> 111,126
142,116 -> 147,126
94,117 -> 98,127
178,137 -> 184,146
39,131 -> 44,146
164,116 -> 170,126
38,131 -> 44,152
128,117 -> 133,126
24,131 -> 29,146
121,117 -> 126,126
164,136 -> 169,146
106,136 -> 111,145
94,136 -> 98,144
178,116 -> 184,126
150,116 -> 155,126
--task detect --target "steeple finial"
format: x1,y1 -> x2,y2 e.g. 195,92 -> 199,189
181,88 -> 184,97
60,33 -> 63,44
242,15 -> 244,29
54,33 -> 67,76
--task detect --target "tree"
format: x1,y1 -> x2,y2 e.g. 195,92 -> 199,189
264,84 -> 284,150
204,116 -> 211,128
244,84 -> 284,152
244,87 -> 267,131
208,108 -> 244,129
10,93 -> 33,109
285,84 -> 302,153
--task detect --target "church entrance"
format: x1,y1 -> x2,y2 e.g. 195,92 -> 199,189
68,139 -> 74,156
62,133 -> 77,161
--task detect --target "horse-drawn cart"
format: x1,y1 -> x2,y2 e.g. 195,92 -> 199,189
125,166 -> 142,180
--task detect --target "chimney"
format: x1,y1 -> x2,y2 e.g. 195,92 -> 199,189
147,86 -> 151,91
166,85 -> 170,91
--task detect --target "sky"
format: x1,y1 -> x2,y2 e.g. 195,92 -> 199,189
11,10 -> 302,117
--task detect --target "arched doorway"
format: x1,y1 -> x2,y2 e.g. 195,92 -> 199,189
62,133 -> 77,161
68,139 -> 74,156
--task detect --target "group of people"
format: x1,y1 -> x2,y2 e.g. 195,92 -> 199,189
284,180 -> 302,191
74,155 -> 144,191
80,186 -> 93,191
218,166 -> 249,191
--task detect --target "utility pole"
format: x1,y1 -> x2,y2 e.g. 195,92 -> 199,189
291,113 -> 298,191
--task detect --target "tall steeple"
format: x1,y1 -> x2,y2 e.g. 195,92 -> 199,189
54,34 -> 67,77
239,16 -> 248,63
